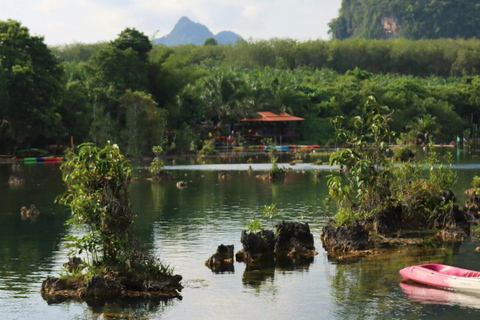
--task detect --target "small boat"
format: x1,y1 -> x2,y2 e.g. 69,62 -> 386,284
400,264 -> 480,292
15,148 -> 49,158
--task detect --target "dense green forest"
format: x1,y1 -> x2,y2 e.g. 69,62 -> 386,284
1,20 -> 480,155
329,0 -> 480,40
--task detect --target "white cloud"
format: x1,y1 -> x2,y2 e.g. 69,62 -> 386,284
0,0 -> 341,45
242,3 -> 268,19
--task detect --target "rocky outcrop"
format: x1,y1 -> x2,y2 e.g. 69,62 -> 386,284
236,221 -> 317,267
41,272 -> 183,302
321,220 -> 371,253
274,221 -> 317,262
236,230 -> 276,267
464,194 -> 480,220
205,244 -> 234,272
84,275 -> 122,297
429,204 -> 470,242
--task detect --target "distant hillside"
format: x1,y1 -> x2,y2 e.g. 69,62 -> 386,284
329,0 -> 480,40
154,16 -> 242,46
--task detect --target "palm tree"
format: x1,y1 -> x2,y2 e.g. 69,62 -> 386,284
409,114 -> 439,144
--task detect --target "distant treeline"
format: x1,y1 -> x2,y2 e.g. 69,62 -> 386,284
53,38 -> 480,77
1,20 -> 480,155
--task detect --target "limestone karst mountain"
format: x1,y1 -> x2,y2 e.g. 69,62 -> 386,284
153,16 -> 242,46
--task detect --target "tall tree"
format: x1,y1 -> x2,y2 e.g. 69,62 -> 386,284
111,28 -> 152,61
0,20 -> 64,150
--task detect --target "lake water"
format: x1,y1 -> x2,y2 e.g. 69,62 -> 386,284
2,149 -> 480,320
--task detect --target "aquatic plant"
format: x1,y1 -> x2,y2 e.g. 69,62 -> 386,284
150,146 -> 165,175
58,142 -> 173,280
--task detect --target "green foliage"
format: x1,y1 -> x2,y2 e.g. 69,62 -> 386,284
262,203 -> 278,219
150,146 -> 164,175
120,90 -> 168,155
111,28 -> 152,61
326,97 -> 457,226
328,96 -> 394,211
199,139 -> 218,155
247,219 -> 263,233
4,19 -> 480,154
270,156 -> 280,173
0,19 -> 63,149
204,38 -> 218,46
261,138 -> 274,146
472,176 -> 480,189
247,203 -> 279,233
329,0 -> 480,40
58,142 -> 171,277
392,145 -> 415,161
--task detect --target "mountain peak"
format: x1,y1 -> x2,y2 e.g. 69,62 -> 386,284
154,17 -> 242,46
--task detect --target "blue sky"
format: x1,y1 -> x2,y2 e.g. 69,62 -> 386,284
0,0 -> 342,45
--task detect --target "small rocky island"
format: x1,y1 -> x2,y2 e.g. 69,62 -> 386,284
41,143 -> 182,303
320,97 -> 479,261
205,221 -> 318,273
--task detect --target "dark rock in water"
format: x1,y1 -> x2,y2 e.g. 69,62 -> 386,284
236,230 -> 275,266
321,220 -> 371,253
84,275 -> 122,297
142,275 -> 183,293
41,276 -> 70,293
120,274 -> 183,296
240,230 -> 275,254
236,222 -> 318,267
41,272 -> 183,301
218,171 -> 231,179
205,244 -> 234,272
274,221 -> 317,262
429,204 -> 469,231
151,170 -> 173,181
429,204 -> 470,242
464,194 -> 480,219
373,202 -> 404,234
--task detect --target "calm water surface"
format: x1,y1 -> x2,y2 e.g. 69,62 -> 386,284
2,150 -> 480,320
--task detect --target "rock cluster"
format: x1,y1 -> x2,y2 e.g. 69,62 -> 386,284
235,221 -> 318,267
205,244 -> 234,272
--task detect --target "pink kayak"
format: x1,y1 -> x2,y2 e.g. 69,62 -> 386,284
400,264 -> 480,292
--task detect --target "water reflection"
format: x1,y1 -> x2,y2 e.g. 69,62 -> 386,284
400,282 -> 480,310
3,157 -> 480,319
242,267 -> 277,297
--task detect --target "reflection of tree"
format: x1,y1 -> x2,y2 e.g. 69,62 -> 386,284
150,181 -> 167,212
242,267 -> 277,297
84,296 -> 176,319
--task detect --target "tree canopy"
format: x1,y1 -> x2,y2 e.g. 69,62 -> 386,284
0,20 -> 64,150
329,0 -> 480,40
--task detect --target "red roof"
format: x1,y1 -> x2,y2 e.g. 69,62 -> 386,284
240,112 -> 304,122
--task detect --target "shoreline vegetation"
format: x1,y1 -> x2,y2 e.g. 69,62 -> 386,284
320,97 -> 480,261
1,20 -> 480,158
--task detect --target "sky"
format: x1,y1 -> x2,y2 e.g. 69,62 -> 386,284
0,0 -> 342,46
